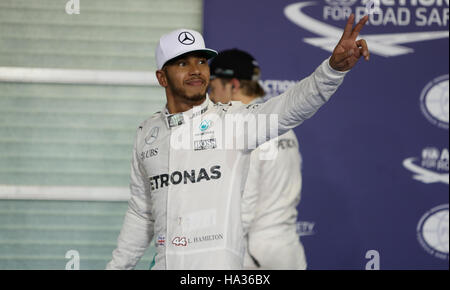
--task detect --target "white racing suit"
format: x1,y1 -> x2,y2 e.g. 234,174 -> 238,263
242,127 -> 306,270
106,58 -> 347,269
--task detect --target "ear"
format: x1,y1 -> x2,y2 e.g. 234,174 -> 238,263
231,78 -> 240,92
156,70 -> 168,87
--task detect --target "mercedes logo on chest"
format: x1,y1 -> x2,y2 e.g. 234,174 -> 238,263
145,127 -> 160,145
178,31 -> 195,45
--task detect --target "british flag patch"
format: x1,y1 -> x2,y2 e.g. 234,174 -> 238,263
157,236 -> 165,246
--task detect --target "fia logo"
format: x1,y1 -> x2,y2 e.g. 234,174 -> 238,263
403,147 -> 449,185
284,1 -> 449,57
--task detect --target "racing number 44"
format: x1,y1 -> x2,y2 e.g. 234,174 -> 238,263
172,237 -> 188,247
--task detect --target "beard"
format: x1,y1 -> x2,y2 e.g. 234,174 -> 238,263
166,74 -> 207,103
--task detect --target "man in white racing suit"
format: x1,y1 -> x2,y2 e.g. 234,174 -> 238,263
106,14 -> 370,269
209,49 -> 307,269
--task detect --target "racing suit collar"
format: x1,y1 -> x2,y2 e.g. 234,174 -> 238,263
162,95 -> 211,129
248,96 -> 264,105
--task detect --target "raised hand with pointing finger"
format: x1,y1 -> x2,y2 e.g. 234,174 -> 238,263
330,14 -> 370,72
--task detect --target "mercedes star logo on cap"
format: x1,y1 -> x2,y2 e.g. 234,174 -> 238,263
178,31 -> 195,45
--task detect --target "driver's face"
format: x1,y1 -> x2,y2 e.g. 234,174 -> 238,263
163,54 -> 210,102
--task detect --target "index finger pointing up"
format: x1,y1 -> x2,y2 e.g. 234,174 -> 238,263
350,15 -> 369,40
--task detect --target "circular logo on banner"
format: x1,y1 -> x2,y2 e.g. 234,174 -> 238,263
178,32 -> 195,45
417,204 -> 449,260
420,75 -> 449,130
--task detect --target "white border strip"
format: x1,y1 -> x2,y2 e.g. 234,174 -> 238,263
0,67 -> 159,86
0,185 -> 130,201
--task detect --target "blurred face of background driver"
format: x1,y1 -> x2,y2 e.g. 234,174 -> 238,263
209,78 -> 233,104
160,53 -> 210,103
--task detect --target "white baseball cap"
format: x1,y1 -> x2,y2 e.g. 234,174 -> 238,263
155,28 -> 218,70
